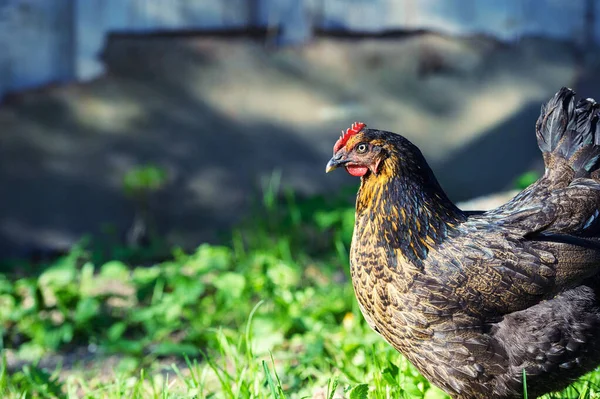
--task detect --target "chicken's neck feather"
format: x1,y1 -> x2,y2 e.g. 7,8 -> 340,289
354,154 -> 465,267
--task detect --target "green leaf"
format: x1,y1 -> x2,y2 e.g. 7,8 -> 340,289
349,383 -> 369,399
78,262 -> 96,296
186,244 -> 232,274
423,386 -> 450,399
266,262 -> 300,288
123,164 -> 168,194
100,260 -> 130,280
213,272 -> 246,300
74,297 -> 100,325
152,342 -> 199,356
38,263 -> 76,288
402,381 -> 423,397
0,275 -> 13,294
382,362 -> 400,384
514,170 -> 540,190
107,321 -> 127,342
116,356 -> 140,374
43,323 -> 74,349
104,339 -> 144,355
327,377 -> 339,399
250,316 -> 285,355
17,342 -> 45,362
22,364 -> 66,399
314,210 -> 343,230
0,294 -> 15,320
164,301 -> 183,323
132,265 -> 161,285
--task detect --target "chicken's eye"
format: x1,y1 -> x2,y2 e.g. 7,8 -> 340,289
356,143 -> 368,153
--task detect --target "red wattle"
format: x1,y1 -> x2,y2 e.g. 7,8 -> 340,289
346,165 -> 368,177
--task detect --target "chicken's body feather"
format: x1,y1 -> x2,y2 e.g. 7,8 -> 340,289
330,88 -> 600,398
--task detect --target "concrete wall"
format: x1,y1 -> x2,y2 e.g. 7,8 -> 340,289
75,0 -> 251,79
0,0 -> 74,98
0,0 -> 597,98
325,0 -> 589,42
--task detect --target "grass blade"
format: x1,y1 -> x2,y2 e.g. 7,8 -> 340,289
263,360 -> 280,399
523,369 -> 528,399
244,299 -> 265,362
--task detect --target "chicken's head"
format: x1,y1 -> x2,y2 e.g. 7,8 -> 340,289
326,122 -> 387,177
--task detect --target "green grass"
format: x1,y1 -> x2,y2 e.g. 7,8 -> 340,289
1,176 -> 600,398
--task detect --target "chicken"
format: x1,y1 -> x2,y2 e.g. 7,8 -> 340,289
325,88 -> 600,399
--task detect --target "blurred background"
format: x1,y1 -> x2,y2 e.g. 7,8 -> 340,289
3,1 -> 600,396
1,0 -> 598,260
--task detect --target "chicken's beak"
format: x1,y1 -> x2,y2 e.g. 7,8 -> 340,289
326,154 -> 347,173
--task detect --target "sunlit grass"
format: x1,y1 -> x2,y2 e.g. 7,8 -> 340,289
1,176 -> 600,398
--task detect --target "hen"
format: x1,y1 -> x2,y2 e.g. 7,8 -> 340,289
326,88 -> 600,399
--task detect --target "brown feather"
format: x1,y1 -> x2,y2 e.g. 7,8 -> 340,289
332,88 -> 600,398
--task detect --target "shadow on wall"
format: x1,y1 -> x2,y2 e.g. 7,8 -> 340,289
0,33 -> 585,259
433,101 -> 543,200
0,39 -> 329,260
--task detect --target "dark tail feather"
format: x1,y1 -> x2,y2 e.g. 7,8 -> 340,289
535,87 -> 576,154
536,87 -> 600,176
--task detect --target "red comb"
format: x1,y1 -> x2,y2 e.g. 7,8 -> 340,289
333,122 -> 366,153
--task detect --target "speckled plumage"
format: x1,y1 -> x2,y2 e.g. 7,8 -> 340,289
329,88 -> 600,398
